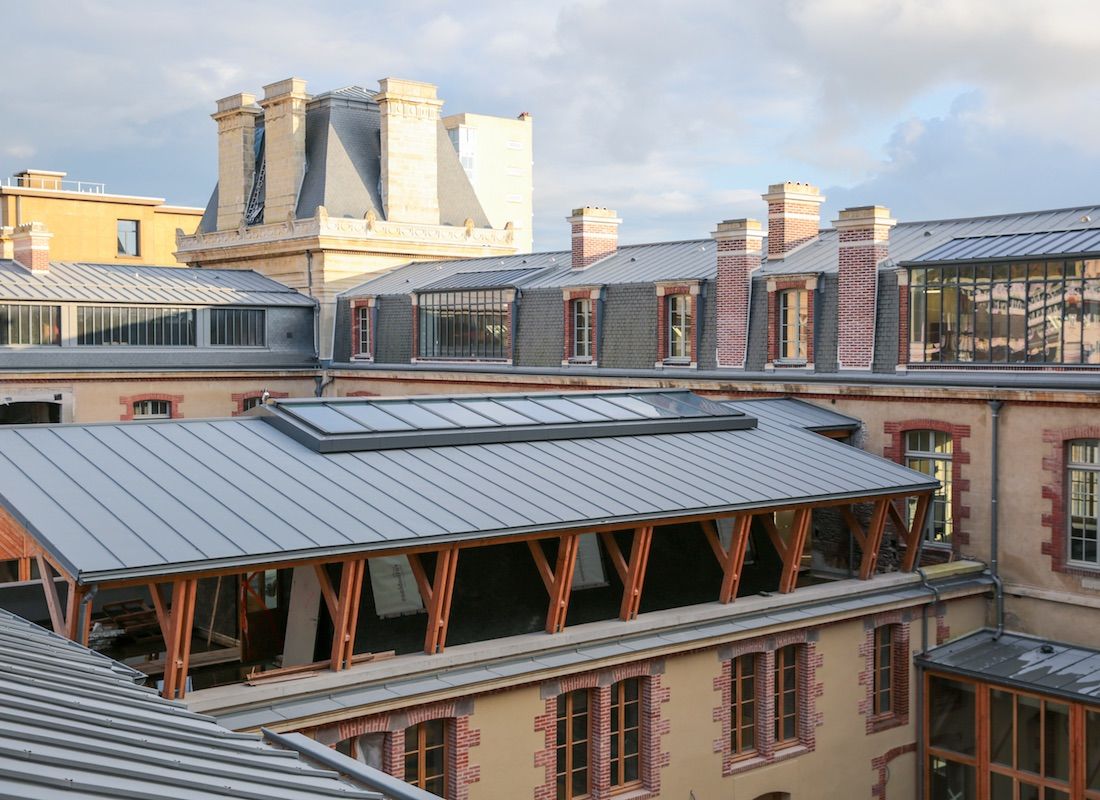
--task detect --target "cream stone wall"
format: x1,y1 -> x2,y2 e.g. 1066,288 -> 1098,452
466,684 -> 545,800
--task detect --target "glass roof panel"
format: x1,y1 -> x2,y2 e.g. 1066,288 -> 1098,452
495,398 -> 574,423
568,396 -> 646,420
282,404 -> 370,434
457,399 -> 539,425
531,397 -> 610,422
605,395 -> 675,418
377,402 -> 459,430
333,404 -> 416,432
426,401 -> 503,427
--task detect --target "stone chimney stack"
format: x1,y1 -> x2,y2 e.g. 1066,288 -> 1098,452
568,207 -> 621,269
712,218 -> 764,368
762,182 -> 825,260
260,78 -> 309,224
835,205 -> 896,370
212,92 -> 262,231
12,222 -> 52,273
377,78 -> 444,225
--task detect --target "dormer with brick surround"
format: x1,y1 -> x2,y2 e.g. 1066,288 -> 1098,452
836,206 -> 895,371
569,207 -> 621,269
762,182 -> 825,260
766,273 -> 818,370
713,218 -> 763,369
561,286 -> 602,366
12,222 -> 52,273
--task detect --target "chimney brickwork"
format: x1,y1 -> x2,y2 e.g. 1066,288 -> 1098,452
260,78 -> 309,224
568,207 -> 621,269
12,222 -> 52,273
713,218 -> 764,368
377,78 -> 444,225
762,182 -> 825,260
212,93 -> 261,231
835,205 -> 896,370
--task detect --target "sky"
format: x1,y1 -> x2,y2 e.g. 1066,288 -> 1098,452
2,0 -> 1099,251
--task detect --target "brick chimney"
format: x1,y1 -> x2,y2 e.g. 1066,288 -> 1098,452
762,182 -> 825,260
260,78 -> 309,224
377,78 -> 444,225
568,207 -> 621,269
12,222 -> 52,273
835,205 -> 896,370
712,218 -> 764,368
212,92 -> 261,231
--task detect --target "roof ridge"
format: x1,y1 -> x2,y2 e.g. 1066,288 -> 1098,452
893,204 -> 1100,229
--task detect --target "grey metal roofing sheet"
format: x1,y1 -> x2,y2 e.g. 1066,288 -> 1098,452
720,397 -> 861,432
0,608 -> 377,799
344,250 -> 569,296
917,630 -> 1100,704
419,267 -> 546,291
904,227 -> 1100,264
0,261 -> 316,306
0,393 -> 935,583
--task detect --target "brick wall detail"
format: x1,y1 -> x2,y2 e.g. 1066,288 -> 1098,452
871,742 -> 917,799
896,270 -> 910,368
1041,425 -> 1100,575
562,288 -> 600,365
714,231 -> 761,368
351,297 -> 376,360
119,392 -> 184,421
766,276 -> 816,367
655,283 -> 700,366
856,611 -> 911,734
231,390 -> 289,416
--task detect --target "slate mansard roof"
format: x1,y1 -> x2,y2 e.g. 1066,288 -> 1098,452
0,260 -> 317,307
0,607 -> 377,799
0,390 -> 935,584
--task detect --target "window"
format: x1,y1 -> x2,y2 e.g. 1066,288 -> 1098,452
0,304 -> 60,346
418,290 -> 510,361
774,645 -> 800,747
873,625 -> 896,717
908,259 -> 1100,365
117,219 -> 140,256
609,678 -> 642,789
667,294 -> 692,361
356,305 -> 371,357
404,720 -> 447,797
210,308 -> 265,347
778,288 -> 808,362
241,395 -> 264,412
989,688 -> 1071,798
335,732 -> 385,769
556,690 -> 591,800
572,298 -> 593,361
77,306 -> 195,346
132,399 -> 171,419
1069,440 -> 1100,567
904,430 -> 953,546
731,654 -> 758,757
448,125 -> 477,180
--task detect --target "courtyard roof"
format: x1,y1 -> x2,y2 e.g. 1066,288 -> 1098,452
903,227 -> 1100,264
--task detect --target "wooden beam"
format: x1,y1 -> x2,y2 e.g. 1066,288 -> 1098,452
526,540 -> 555,595
546,535 -> 580,634
313,563 -> 339,621
329,559 -> 366,671
760,513 -> 787,561
778,508 -> 812,594
618,526 -> 653,621
36,556 -> 66,636
423,546 -> 459,654
702,519 -> 727,565
858,499 -> 891,580
406,553 -> 433,608
886,500 -> 909,540
148,582 -> 169,637
17,557 -> 30,583
599,532 -> 629,585
839,506 -> 867,549
161,578 -> 198,699
64,581 -> 84,642
901,492 -> 932,572
718,515 -> 752,604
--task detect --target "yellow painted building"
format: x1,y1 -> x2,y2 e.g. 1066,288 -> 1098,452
0,169 -> 202,264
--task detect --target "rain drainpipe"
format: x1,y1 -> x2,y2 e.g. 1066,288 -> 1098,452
989,399 -> 1005,640
915,564 -> 942,800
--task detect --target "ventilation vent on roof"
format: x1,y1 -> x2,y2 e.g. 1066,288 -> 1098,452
630,257 -> 637,262
924,231 -> 932,236
1082,215 -> 1092,223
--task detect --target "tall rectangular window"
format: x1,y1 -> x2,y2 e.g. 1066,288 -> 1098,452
210,308 -> 265,347
667,294 -> 692,361
418,290 -> 510,360
730,654 -> 757,757
905,430 -> 953,545
117,219 -> 140,256
404,719 -> 447,797
873,625 -> 896,716
356,305 -> 371,357
555,690 -> 590,800
77,306 -> 195,346
609,678 -> 642,788
774,644 -> 799,746
0,304 -> 60,346
572,298 -> 593,360
778,288 -> 808,362
1069,440 -> 1100,567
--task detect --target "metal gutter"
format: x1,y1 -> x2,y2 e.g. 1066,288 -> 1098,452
989,399 -> 1005,639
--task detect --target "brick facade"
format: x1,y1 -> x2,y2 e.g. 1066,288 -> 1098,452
535,659 -> 669,800
119,392 -> 184,421
836,207 -> 895,371
231,390 -> 289,416
1041,425 -> 1100,575
766,276 -> 817,368
713,219 -> 763,368
871,742 -> 917,799
350,297 -> 376,360
561,287 -> 601,365
569,208 -> 621,270
895,269 -> 910,368
761,182 -> 824,260
857,611 -> 911,734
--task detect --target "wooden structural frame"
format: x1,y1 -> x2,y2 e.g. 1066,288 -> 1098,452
20,489 -> 935,699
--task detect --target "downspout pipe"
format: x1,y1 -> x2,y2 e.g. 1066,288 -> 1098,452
915,565 -> 942,800
989,399 -> 1004,640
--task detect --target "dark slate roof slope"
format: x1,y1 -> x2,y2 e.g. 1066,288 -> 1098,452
0,391 -> 936,583
0,261 -> 316,306
0,608 -> 377,799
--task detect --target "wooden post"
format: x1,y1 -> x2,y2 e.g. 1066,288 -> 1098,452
601,527 -> 653,621
778,508 -> 812,594
760,513 -> 787,562
858,499 -> 891,580
414,546 -> 459,655
703,516 -> 752,604
528,535 -> 580,633
901,492 -> 932,571
17,556 -> 30,583
36,555 -> 66,636
158,578 -> 198,700
325,559 -> 366,671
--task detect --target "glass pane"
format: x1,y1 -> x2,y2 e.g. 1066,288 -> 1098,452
1045,701 -> 1070,780
1087,709 -> 1100,791
571,767 -> 587,798
335,404 -> 417,432
375,401 -> 459,430
990,771 -> 1014,800
990,689 -> 1014,766
494,398 -> 571,423
929,676 -> 975,756
928,757 -> 975,800
1017,694 -> 1042,774
424,719 -> 445,748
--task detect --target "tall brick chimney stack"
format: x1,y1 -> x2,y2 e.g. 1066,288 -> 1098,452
762,182 -> 825,260
377,78 -> 444,225
712,218 -> 764,368
212,92 -> 261,231
260,78 -> 310,224
568,207 -> 621,269
12,222 -> 51,273
835,205 -> 896,370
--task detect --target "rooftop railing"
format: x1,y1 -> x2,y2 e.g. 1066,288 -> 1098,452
1,176 -> 105,194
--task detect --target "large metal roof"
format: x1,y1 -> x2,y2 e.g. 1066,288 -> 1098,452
918,629 -> 1100,706
0,391 -> 935,584
419,267 -> 545,292
720,397 -> 861,433
903,227 -> 1100,264
0,608 -> 377,799
0,260 -> 316,306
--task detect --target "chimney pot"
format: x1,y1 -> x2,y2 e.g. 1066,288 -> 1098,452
568,207 -> 622,269
761,181 -> 826,260
12,222 -> 52,273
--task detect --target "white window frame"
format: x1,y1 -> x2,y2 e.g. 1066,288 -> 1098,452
572,298 -> 593,361
904,430 -> 953,546
1068,440 -> 1100,568
778,288 -> 808,363
667,294 -> 692,361
132,399 -> 171,419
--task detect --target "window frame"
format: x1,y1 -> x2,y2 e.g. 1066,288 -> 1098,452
904,429 -> 954,547
873,625 -> 897,718
572,298 -> 594,362
773,644 -> 801,748
117,219 -> 140,257
132,399 -> 171,419
666,293 -> 693,362
416,289 -> 512,362
609,677 -> 644,791
403,719 -> 448,798
76,305 -> 196,347
0,303 -> 61,347
1068,440 -> 1100,569
209,307 -> 266,348
555,689 -> 592,800
777,288 -> 809,363
356,305 -> 372,358
730,653 -> 759,759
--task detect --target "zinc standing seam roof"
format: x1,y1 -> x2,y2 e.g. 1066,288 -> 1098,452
0,608 -> 377,799
0,261 -> 317,306
0,391 -> 936,584
720,398 -> 861,432
904,227 -> 1100,264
